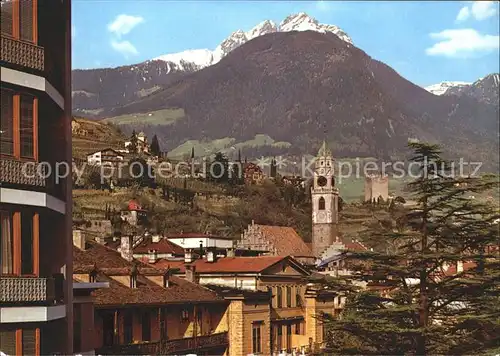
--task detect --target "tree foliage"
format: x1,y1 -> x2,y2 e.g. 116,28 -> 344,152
323,142 -> 500,355
150,134 -> 161,156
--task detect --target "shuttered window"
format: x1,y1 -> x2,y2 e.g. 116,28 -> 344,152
20,94 -> 34,158
0,89 -> 37,160
0,0 -> 36,43
22,329 -> 36,355
0,328 -> 39,355
0,330 -> 16,356
19,0 -> 33,42
0,89 -> 14,155
0,0 -> 13,35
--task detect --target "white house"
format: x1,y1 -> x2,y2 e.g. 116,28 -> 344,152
86,148 -> 124,166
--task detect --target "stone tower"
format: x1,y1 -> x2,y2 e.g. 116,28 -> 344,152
364,173 -> 389,202
311,141 -> 339,257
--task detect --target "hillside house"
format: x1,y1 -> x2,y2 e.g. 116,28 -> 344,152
120,199 -> 148,226
243,162 -> 265,185
125,131 -> 150,154
87,148 -> 124,166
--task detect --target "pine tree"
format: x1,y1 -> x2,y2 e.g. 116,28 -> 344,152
128,130 -> 138,154
150,134 -> 161,156
322,142 -> 500,355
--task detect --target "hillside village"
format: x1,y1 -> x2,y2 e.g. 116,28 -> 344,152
2,3 -> 499,356
68,117 -> 499,355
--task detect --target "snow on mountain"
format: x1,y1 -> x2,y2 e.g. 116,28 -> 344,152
425,81 -> 471,96
153,49 -> 214,72
154,12 -> 351,70
279,12 -> 352,44
245,20 -> 278,40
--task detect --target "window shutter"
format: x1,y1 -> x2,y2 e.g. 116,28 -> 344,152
0,330 -> 17,355
22,328 -> 36,355
0,0 -> 14,35
0,89 -> 14,155
19,0 -> 33,42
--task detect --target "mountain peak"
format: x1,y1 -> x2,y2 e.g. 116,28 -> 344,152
246,19 -> 278,40
279,12 -> 352,44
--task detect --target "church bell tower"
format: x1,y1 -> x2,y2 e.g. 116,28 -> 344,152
311,141 -> 339,258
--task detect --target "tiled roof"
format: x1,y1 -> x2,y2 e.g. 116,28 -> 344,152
166,233 -> 230,240
134,238 -> 184,255
344,241 -> 369,252
254,224 -> 312,257
153,256 -> 285,274
73,241 -> 223,306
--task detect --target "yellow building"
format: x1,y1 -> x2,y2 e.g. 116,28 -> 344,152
163,254 -> 339,354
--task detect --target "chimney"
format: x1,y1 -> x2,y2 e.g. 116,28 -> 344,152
163,269 -> 171,288
227,247 -> 235,258
185,264 -> 197,283
73,230 -> 85,250
130,264 -> 138,288
206,247 -> 217,263
152,234 -> 160,243
148,249 -> 157,264
121,235 -> 133,262
184,249 -> 194,264
457,260 -> 464,273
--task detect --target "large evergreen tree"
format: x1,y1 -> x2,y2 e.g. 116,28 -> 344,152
150,134 -> 161,156
322,142 -> 500,355
128,130 -> 138,154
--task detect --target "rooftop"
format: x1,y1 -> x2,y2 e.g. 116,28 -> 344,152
252,224 -> 312,257
73,241 -> 223,306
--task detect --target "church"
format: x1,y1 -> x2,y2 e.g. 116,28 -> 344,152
311,141 -> 340,257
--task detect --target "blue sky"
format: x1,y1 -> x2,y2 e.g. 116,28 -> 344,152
72,1 -> 500,86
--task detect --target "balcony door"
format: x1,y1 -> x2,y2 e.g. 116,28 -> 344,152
0,0 -> 38,43
0,210 -> 38,276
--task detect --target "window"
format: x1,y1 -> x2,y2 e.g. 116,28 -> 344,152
1,0 -> 36,43
0,0 -> 13,35
0,90 -> 37,159
142,310 -> 151,341
277,325 -> 282,351
295,322 -> 301,335
21,211 -> 34,275
0,328 -> 39,355
296,288 -> 302,307
1,210 -> 37,276
1,89 -> 14,155
20,94 -> 34,158
319,197 -> 325,210
181,309 -> 189,322
252,322 -> 262,354
124,310 -> 133,344
286,324 -> 292,352
286,286 -> 292,308
277,287 -> 282,308
1,211 -> 13,274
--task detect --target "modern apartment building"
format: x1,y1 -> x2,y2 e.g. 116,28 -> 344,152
0,0 -> 73,354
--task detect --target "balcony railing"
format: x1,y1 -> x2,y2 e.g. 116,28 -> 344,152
96,332 -> 229,355
0,158 -> 47,187
0,35 -> 44,71
0,276 -> 57,303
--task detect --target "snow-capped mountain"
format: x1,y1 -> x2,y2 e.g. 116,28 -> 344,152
426,74 -> 499,105
425,81 -> 471,96
279,12 -> 351,44
153,12 -> 352,71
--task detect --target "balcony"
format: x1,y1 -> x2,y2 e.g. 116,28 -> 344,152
0,35 -> 44,71
0,275 -> 64,304
0,158 -> 47,187
96,332 -> 229,355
